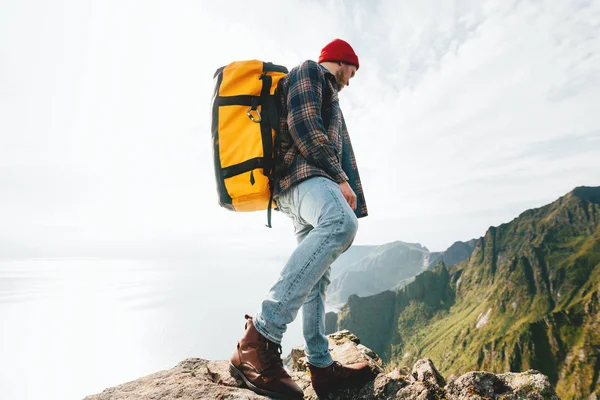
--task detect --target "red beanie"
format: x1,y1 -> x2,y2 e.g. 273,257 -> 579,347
318,38 -> 360,70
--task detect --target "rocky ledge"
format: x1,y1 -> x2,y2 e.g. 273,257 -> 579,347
85,330 -> 559,399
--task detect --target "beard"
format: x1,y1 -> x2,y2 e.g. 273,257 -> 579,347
335,68 -> 346,91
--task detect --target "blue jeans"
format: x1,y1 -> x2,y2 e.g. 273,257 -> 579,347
253,176 -> 359,368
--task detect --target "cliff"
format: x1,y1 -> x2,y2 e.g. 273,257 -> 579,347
85,330 -> 558,399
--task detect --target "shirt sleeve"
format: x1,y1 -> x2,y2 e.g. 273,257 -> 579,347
285,61 -> 348,183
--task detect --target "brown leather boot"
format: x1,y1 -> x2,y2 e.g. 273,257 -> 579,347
229,314 -> 304,400
307,360 -> 376,398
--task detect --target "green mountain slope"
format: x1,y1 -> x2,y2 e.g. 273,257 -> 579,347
334,186 -> 600,399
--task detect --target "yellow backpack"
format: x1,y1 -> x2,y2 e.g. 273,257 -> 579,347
211,60 -> 288,227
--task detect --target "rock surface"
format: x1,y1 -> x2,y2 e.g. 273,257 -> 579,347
85,330 -> 559,400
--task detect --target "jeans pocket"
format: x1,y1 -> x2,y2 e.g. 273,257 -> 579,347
275,189 -> 293,216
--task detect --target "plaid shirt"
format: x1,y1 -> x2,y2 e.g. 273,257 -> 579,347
273,60 -> 368,218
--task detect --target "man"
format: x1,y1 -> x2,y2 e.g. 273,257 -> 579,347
229,39 -> 375,399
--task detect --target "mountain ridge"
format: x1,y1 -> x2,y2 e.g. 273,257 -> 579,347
330,186 -> 600,399
327,238 -> 476,308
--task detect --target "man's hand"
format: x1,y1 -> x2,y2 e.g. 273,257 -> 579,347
339,181 -> 357,210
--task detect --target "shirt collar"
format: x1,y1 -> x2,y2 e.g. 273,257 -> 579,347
318,63 -> 338,86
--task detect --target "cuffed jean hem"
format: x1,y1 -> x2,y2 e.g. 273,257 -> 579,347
252,313 -> 283,345
306,353 -> 335,368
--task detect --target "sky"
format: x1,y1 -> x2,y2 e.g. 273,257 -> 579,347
1,0 -> 600,258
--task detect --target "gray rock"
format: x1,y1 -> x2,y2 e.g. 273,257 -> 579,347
286,329 -> 385,375
372,369 -> 410,398
395,358 -> 447,400
410,358 -> 446,387
85,330 -> 559,400
445,369 -> 560,400
84,358 -> 267,400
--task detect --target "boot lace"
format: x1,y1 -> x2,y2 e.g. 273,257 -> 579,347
260,340 -> 288,378
329,361 -> 351,378
316,361 -> 351,379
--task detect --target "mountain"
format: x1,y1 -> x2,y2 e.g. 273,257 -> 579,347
326,240 -> 476,308
330,244 -> 380,281
330,186 -> 600,399
441,239 -> 478,266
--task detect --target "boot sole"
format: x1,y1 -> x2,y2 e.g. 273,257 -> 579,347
229,363 -> 304,400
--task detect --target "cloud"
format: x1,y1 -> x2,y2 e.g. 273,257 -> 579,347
1,0 -> 599,255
